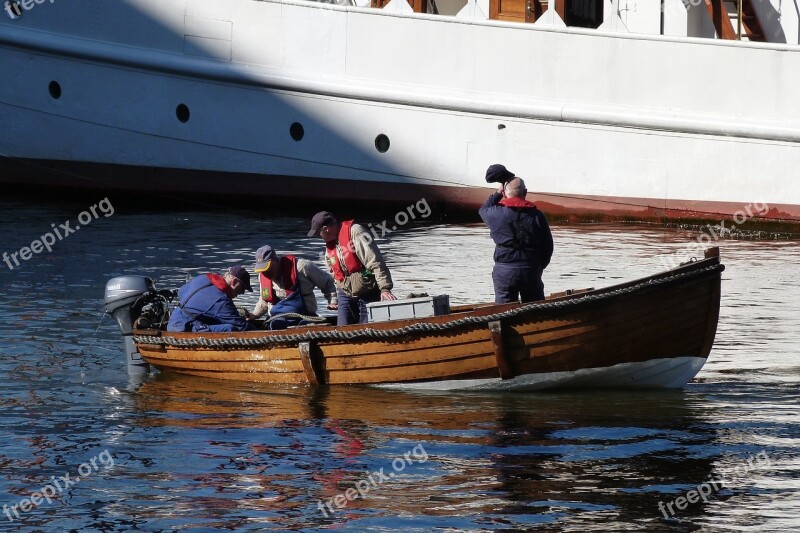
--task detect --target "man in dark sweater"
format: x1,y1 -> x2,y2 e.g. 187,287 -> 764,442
479,165 -> 554,303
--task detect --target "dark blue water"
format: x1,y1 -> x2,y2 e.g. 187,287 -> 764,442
1,196 -> 799,531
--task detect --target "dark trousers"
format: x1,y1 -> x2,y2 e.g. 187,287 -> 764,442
492,263 -> 544,304
337,288 -> 381,326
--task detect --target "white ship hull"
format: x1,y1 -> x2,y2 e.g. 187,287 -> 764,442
1,0 -> 799,223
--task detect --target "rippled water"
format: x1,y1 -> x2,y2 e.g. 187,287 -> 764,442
1,196 -> 799,531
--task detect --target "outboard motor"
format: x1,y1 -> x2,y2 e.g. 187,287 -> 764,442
104,276 -> 156,376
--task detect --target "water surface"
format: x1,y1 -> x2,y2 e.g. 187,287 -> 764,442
1,197 -> 798,531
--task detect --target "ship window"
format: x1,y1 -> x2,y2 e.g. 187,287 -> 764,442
290,122 -> 304,141
375,134 -> 390,153
564,0 -> 603,29
176,104 -> 190,123
49,81 -> 61,100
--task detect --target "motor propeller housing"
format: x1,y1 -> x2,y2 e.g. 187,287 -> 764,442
104,276 -> 155,375
105,276 -> 155,333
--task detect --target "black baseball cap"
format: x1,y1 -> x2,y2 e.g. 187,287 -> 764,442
485,164 -> 515,184
308,211 -> 336,237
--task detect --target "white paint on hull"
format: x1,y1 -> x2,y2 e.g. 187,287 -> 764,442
1,0 -> 799,215
376,357 -> 708,391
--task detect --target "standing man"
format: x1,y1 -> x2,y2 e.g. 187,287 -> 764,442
250,244 -> 338,328
308,211 -> 396,325
167,265 -> 256,332
479,164 -> 554,303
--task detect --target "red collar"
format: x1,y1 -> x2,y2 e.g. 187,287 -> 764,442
498,196 -> 537,208
207,273 -> 234,298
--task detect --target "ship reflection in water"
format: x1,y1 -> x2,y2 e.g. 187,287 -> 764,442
0,198 -> 798,531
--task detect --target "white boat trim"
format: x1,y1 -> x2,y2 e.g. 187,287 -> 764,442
376,356 -> 707,391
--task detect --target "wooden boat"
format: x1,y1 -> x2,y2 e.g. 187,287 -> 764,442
111,247 -> 723,391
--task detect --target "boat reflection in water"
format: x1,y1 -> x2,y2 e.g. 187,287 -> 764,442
131,374 -> 718,528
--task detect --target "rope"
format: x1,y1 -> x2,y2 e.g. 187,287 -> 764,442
134,263 -> 724,349
263,313 -> 328,325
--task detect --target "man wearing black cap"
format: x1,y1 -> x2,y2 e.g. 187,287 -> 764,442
308,211 -> 396,325
167,265 -> 257,332
479,164 -> 554,303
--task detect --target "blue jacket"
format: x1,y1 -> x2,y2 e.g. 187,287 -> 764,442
479,192 -> 554,268
167,274 -> 252,333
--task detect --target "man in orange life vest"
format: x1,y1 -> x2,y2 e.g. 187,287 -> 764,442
167,265 -> 256,332
308,211 -> 397,325
250,245 -> 338,327
479,164 -> 554,303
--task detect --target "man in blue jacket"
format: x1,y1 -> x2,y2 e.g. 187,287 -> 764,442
167,265 -> 256,332
479,164 -> 554,303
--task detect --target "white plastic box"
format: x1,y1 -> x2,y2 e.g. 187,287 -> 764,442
366,295 -> 450,323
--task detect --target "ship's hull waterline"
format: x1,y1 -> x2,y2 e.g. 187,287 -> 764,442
1,0 -> 799,226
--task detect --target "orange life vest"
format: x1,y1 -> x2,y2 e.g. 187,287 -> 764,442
207,273 -> 233,298
498,196 -> 537,209
325,220 -> 365,282
259,255 -> 299,304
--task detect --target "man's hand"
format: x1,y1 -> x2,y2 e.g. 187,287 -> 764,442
327,302 -> 339,310
380,290 -> 397,301
238,308 -> 256,321
497,184 -> 505,196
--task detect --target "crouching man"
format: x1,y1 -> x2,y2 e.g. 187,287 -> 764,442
250,245 -> 338,329
167,265 -> 256,332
